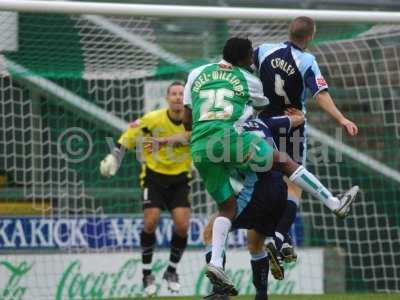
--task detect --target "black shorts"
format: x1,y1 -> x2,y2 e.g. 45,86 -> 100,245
232,171 -> 288,236
142,168 -> 191,211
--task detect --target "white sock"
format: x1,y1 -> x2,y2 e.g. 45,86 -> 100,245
209,216 -> 231,268
289,166 -> 340,211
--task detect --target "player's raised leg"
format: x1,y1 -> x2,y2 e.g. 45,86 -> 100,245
273,150 -> 359,218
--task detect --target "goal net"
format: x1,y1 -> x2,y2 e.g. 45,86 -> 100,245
0,3 -> 399,299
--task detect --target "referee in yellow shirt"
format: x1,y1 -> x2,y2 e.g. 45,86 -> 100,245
100,82 -> 191,296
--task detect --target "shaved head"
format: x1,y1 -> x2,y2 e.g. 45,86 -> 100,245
289,16 -> 315,44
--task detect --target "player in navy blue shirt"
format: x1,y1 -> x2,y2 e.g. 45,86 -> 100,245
254,17 -> 358,127
253,17 -> 359,261
254,16 -> 358,164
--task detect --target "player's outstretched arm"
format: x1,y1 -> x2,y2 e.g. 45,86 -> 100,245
100,117 -> 143,177
315,91 -> 358,136
272,149 -> 359,219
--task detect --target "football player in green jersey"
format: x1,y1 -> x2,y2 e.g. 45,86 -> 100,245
183,37 -> 359,295
183,38 -> 274,295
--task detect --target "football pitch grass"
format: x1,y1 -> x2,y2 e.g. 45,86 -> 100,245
128,294 -> 399,300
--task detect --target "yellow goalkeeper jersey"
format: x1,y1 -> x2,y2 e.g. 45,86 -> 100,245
118,108 -> 191,179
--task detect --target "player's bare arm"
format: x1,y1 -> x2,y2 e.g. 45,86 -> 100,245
182,105 -> 193,132
316,91 -> 358,136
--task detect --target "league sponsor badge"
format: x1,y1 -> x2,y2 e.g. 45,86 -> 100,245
316,76 -> 327,88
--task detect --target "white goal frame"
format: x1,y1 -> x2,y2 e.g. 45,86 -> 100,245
0,0 -> 400,23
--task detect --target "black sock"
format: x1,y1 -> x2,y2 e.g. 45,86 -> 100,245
251,257 -> 269,300
167,231 -> 188,273
140,230 -> 156,277
275,197 -> 298,250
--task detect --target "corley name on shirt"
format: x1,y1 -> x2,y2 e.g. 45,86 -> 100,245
271,58 -> 296,76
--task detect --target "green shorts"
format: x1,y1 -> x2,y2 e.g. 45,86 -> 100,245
192,130 -> 274,204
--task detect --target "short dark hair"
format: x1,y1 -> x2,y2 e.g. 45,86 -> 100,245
289,16 -> 315,42
167,81 -> 184,94
223,37 -> 253,66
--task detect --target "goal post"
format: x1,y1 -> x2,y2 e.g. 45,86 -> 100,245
1,0 -> 400,22
1,1 -> 400,298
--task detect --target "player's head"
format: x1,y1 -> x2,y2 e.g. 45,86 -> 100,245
223,37 -> 253,68
166,81 -> 184,113
288,16 -> 316,49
